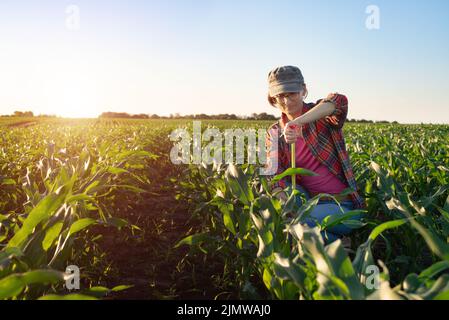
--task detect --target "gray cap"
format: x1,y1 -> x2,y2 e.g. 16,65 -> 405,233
268,65 -> 304,96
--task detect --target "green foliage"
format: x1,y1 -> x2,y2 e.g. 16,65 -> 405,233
2,119 -> 449,300
176,123 -> 449,300
0,121 -> 157,299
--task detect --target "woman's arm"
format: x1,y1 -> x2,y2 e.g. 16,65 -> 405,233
290,93 -> 348,129
293,101 -> 336,125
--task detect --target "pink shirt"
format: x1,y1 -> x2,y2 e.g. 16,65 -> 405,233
295,136 -> 349,195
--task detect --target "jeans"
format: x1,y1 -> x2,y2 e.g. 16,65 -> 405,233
284,182 -> 361,244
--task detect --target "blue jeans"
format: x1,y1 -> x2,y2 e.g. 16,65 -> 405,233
284,182 -> 361,244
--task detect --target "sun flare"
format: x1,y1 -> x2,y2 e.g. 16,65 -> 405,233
40,62 -> 103,118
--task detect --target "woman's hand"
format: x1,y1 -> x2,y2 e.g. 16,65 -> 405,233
324,115 -> 340,126
282,122 -> 303,144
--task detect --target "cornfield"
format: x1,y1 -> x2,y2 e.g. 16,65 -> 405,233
1,118 -> 449,300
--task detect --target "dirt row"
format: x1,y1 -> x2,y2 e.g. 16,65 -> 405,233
95,160 -> 235,299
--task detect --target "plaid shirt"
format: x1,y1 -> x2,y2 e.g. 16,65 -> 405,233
265,93 -> 366,209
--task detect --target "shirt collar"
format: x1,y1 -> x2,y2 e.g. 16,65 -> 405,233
278,102 -> 309,129
279,113 -> 289,129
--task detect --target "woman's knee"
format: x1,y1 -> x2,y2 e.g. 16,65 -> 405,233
304,201 -> 360,230
306,203 -> 339,224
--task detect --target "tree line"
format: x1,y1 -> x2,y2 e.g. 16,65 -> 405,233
99,112 -> 398,123
1,110 -> 399,124
1,111 -> 56,118
99,112 -> 278,120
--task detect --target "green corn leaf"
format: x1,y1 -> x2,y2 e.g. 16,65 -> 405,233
419,261 -> 449,280
7,193 -> 66,249
42,222 -> 63,251
107,167 -> 129,175
0,269 -> 65,299
69,218 -> 97,235
321,210 -> 366,230
369,218 -> 409,241
272,168 -> 319,184
175,232 -> 211,248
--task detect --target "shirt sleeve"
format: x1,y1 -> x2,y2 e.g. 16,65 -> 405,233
322,93 -> 348,130
264,127 -> 288,190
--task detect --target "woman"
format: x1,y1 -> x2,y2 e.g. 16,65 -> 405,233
265,65 -> 365,244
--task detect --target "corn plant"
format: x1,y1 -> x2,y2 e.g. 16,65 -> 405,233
1,123 -> 157,299
176,123 -> 449,300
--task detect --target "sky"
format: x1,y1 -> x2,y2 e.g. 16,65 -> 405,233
0,0 -> 448,123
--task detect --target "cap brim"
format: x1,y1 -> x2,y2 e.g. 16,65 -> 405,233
269,81 -> 302,96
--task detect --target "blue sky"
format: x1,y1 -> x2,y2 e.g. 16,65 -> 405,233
0,0 -> 448,123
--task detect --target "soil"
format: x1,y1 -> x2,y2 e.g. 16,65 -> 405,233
94,159 -> 237,300
8,121 -> 37,128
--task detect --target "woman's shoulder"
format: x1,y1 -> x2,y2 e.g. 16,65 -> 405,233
267,119 -> 281,132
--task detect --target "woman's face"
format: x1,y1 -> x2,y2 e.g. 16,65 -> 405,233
273,90 -> 304,115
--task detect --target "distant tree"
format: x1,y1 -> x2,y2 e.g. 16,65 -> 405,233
130,114 -> 149,119
357,119 -> 373,123
257,112 -> 276,120
13,111 -> 34,117
99,112 -> 133,119
194,114 -> 210,119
